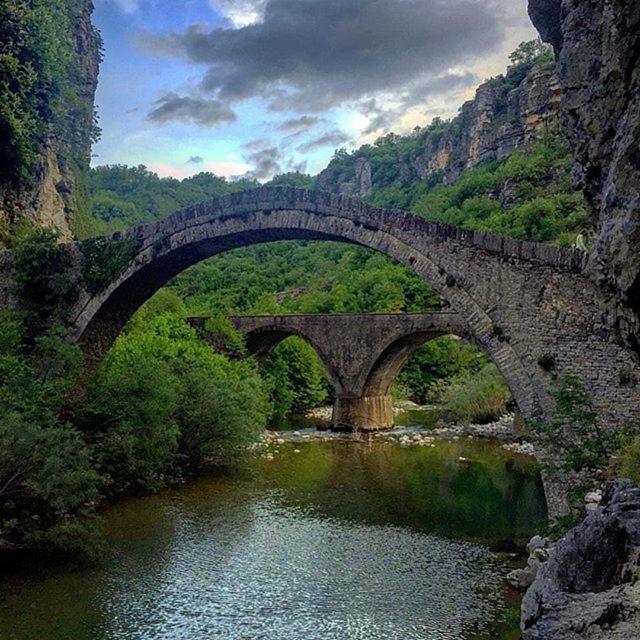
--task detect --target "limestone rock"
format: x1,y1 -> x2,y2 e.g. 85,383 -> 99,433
521,480 -> 640,639
528,0 -> 640,352
317,63 -> 561,197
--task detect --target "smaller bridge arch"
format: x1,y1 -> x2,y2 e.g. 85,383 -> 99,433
193,313 -> 469,430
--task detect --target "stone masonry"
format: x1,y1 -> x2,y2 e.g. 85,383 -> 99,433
0,187 -> 638,509
192,313 -> 465,431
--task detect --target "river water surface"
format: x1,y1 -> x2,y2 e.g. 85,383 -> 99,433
0,432 -> 546,640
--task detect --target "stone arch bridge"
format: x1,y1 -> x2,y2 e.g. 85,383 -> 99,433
191,313 -> 467,430
0,187 -> 638,434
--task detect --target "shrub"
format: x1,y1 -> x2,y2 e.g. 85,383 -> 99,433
80,236 -> 140,295
203,315 -> 246,358
532,376 -> 618,473
611,437 -> 640,484
538,353 -> 556,372
440,364 -> 511,425
262,337 -> 330,420
81,314 -> 269,487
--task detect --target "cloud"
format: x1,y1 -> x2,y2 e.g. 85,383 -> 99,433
277,116 -> 325,133
144,0 -> 506,116
240,144 -> 283,180
186,156 -> 204,164
147,93 -> 237,127
210,0 -> 268,27
296,131 -> 350,154
359,70 -> 479,134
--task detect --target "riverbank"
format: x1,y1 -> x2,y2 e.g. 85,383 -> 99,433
263,409 -> 535,457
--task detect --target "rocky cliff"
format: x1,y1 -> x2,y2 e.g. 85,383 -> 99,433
317,61 -> 561,198
0,0 -> 100,244
528,0 -> 640,355
522,481 -> 640,639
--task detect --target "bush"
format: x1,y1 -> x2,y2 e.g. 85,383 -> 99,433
81,314 -> 269,489
439,364 -> 511,425
262,337 -> 330,421
0,315 -> 101,553
398,336 -> 487,404
612,437 -> 640,484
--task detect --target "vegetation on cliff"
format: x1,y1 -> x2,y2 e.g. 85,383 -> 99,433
0,0 -> 100,242
368,132 -> 589,246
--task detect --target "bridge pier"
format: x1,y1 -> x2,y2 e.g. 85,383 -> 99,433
332,395 -> 395,432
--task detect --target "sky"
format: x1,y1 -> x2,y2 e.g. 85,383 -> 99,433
92,0 -> 537,181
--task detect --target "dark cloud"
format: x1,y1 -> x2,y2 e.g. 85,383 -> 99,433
241,145 -> 283,180
296,131 -> 350,154
186,155 -> 204,164
146,0 -> 504,113
147,93 -> 237,127
277,115 -> 325,133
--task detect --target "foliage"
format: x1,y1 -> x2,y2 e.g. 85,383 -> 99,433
544,514 -> 583,542
398,337 -> 487,404
262,337 -> 330,422
169,242 -> 440,317
265,172 -> 316,189
508,39 -> 554,71
80,313 -> 269,489
10,224 -> 76,331
79,236 -> 140,295
613,437 -> 640,484
532,376 -> 620,473
202,315 -> 247,358
537,353 -> 557,372
85,165 -> 259,235
409,134 -> 589,246
437,364 -> 511,425
0,313 -> 101,554
0,0 -> 97,189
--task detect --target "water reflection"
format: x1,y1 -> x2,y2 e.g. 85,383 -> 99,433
0,438 -> 545,640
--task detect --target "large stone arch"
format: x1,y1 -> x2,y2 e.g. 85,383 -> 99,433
2,186 -> 636,435
66,188 -> 556,421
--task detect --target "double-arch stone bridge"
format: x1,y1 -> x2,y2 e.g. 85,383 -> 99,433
191,312 -> 467,430
0,187 -> 638,437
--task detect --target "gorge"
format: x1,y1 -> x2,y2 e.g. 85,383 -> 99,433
0,1 -> 639,639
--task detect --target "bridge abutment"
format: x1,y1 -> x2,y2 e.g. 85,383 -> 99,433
332,395 -> 395,432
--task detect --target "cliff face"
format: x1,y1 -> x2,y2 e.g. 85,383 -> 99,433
0,0 -> 100,243
317,64 -> 561,198
528,0 -> 640,352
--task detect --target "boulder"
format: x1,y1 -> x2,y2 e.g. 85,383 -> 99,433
521,480 -> 640,639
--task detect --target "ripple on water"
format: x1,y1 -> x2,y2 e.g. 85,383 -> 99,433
0,438 -> 542,640
99,497 -> 509,640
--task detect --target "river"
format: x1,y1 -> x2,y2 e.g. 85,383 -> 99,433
0,424 -> 546,640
